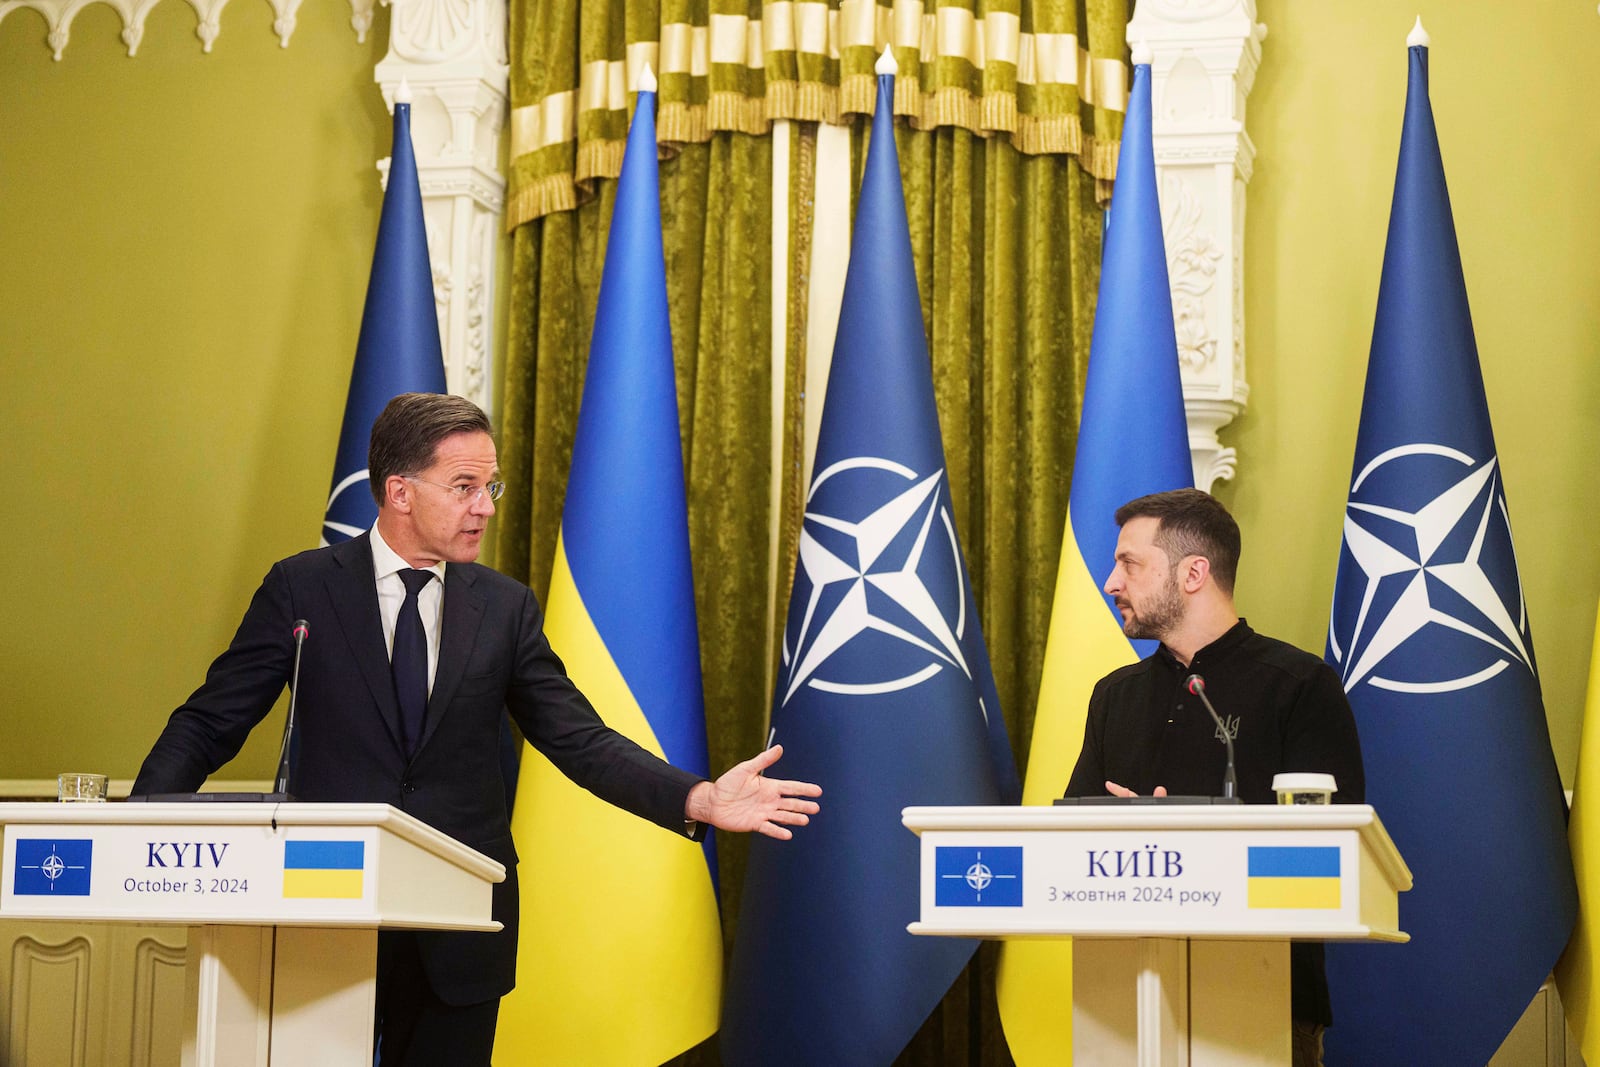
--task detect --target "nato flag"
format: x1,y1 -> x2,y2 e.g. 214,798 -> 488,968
1322,39 -> 1575,1065
320,98 -> 447,546
720,56 -> 1018,1067
13,840 -> 92,896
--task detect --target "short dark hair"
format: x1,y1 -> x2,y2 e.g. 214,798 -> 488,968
368,393 -> 493,505
1114,488 -> 1241,594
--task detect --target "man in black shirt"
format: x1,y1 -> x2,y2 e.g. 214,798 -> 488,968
1063,489 -> 1363,1067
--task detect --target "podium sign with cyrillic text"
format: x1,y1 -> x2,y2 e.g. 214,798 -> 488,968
903,805 -> 1412,1067
905,803 -> 1409,941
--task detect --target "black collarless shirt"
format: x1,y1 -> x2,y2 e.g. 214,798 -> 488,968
1065,620 -> 1364,805
1062,620 -> 1365,1028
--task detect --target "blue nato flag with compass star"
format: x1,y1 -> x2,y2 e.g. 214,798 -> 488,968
320,96 -> 448,547
720,54 -> 1019,1067
1322,34 -> 1575,1066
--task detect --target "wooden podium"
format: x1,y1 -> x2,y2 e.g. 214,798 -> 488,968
0,802 -> 504,1067
903,804 -> 1412,1066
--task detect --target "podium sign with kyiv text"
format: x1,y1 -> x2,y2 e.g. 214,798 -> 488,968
5,822 -> 382,920
910,805 -> 1408,940
906,805 -> 1412,1066
0,802 -> 504,1067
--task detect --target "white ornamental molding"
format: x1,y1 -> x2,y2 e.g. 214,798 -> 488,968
1127,0 -> 1265,493
375,0 -> 508,414
0,0 -> 378,59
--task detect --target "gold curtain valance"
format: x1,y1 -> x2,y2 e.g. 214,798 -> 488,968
507,0 -> 1129,229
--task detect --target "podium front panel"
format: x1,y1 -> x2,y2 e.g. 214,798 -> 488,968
905,804 -> 1409,942
0,802 -> 503,932
3,821 -> 381,924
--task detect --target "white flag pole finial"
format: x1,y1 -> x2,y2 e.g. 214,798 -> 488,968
1131,39 -> 1153,65
876,45 -> 898,76
1407,17 -> 1430,48
395,78 -> 413,106
635,63 -> 657,94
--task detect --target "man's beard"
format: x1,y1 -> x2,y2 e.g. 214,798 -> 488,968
1119,569 -> 1184,641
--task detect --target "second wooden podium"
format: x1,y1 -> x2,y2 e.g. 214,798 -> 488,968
904,803 -> 1412,1067
0,801 -> 504,1067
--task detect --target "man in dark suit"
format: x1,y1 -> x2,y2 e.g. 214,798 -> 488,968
132,392 -> 821,1064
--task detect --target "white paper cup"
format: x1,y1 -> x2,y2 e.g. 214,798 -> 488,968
1272,772 -> 1335,805
58,773 -> 108,803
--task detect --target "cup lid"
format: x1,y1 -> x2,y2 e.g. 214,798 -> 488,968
1271,772 -> 1336,793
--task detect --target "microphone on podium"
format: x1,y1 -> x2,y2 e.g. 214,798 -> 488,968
272,620 -> 310,798
1186,674 -> 1239,802
132,620 -> 309,804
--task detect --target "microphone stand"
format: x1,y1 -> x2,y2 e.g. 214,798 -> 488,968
1188,674 -> 1240,803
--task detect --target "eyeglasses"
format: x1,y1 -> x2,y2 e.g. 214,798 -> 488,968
404,476 -> 506,503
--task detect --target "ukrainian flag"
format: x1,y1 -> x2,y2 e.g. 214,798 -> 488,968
282,840 -> 364,899
492,68 -> 721,1067
995,49 -> 1193,1066
1246,847 -> 1341,910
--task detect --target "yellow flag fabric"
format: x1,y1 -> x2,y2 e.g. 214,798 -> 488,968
493,85 -> 721,1066
994,516 -> 1140,1060
493,543 -> 722,1065
1555,599 -> 1600,1062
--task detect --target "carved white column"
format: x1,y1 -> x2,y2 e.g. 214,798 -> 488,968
1127,0 -> 1265,492
375,0 -> 509,414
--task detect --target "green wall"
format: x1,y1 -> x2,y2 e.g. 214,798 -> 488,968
1,2 -> 391,782
1228,1 -> 1600,784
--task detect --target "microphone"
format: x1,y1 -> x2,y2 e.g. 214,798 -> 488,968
1186,674 -> 1239,802
273,620 -> 310,798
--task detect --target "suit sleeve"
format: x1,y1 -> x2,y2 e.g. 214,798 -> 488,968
502,585 -> 702,834
131,563 -> 296,795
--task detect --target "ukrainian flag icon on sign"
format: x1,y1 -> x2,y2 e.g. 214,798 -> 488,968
283,840 -> 365,899
1247,846 -> 1340,909
936,847 -> 1023,907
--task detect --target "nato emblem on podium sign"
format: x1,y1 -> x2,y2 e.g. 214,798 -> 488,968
13,839 -> 93,895
936,847 -> 1023,907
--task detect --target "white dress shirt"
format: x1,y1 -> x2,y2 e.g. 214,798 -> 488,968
370,523 -> 445,694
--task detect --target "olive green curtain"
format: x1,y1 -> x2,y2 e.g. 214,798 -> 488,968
495,2 -> 1125,1064
504,0 -> 1128,232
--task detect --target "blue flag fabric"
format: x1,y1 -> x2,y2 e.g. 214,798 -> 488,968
321,101 -> 447,545
1065,58 -> 1195,663
720,68 -> 1019,1067
1322,44 -> 1575,1065
12,840 -> 93,896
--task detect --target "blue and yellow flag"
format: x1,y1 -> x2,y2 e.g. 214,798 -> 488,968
1556,601 -> 1600,1063
321,95 -> 447,546
1322,36 -> 1575,1065
720,54 -> 1018,1067
995,53 -> 1193,1065
492,72 -> 721,1066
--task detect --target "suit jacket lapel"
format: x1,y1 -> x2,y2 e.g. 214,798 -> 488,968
327,534 -> 407,756
417,563 -> 486,755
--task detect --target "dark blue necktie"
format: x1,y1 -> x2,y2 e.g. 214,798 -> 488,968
392,568 -> 434,758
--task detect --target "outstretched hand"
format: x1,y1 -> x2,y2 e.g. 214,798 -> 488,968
688,745 -> 822,839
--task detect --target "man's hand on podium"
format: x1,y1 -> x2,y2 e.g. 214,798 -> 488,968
1105,780 -> 1168,798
